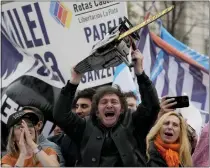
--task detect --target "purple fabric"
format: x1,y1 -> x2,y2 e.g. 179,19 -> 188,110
192,122 -> 209,167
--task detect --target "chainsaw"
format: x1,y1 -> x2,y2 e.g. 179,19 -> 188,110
74,5 -> 174,74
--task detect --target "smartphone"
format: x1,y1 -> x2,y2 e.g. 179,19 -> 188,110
165,96 -> 189,108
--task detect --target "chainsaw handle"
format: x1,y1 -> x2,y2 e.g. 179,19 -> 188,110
129,41 -> 137,67
129,58 -> 137,68
131,41 -> 137,50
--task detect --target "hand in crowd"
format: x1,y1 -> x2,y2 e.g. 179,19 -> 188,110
131,49 -> 144,75
21,120 -> 34,146
158,96 -> 177,119
69,66 -> 84,85
17,127 -> 27,156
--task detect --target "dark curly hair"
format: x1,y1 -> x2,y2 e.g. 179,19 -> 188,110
74,88 -> 96,102
91,86 -> 128,121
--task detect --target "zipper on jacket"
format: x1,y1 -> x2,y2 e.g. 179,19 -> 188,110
74,160 -> 78,166
105,132 -> 109,138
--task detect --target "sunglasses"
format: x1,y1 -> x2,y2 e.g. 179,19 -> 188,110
14,122 -> 34,129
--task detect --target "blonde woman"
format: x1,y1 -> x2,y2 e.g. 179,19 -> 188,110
1,111 -> 59,167
146,112 -> 192,167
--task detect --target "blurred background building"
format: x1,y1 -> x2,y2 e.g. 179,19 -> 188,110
128,1 -> 209,56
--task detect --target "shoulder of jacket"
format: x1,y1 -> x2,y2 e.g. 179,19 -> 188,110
41,140 -> 61,150
84,116 -> 95,127
148,142 -> 168,166
148,142 -> 160,157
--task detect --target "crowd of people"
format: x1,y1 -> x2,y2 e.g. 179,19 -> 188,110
1,49 -> 209,167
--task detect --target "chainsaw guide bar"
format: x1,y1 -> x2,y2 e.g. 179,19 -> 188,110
74,6 -> 174,74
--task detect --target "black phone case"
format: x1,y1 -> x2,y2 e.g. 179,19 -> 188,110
166,96 -> 189,108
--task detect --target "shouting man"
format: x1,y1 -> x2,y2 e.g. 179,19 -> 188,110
53,49 -> 160,166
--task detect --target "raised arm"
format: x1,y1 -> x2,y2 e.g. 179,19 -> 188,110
133,72 -> 160,130
53,68 -> 85,143
131,49 -> 160,133
136,72 -> 160,115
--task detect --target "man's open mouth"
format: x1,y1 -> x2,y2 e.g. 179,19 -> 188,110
77,112 -> 84,117
105,111 -> 115,117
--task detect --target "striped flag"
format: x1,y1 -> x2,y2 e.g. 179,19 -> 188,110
160,26 -> 209,70
136,26 -> 209,124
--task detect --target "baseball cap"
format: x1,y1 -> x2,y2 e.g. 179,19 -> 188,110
7,110 -> 39,129
22,106 -> 44,122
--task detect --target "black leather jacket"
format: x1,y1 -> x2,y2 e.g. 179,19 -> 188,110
48,133 -> 80,167
147,142 -> 182,167
53,71 -> 160,167
147,142 -> 168,167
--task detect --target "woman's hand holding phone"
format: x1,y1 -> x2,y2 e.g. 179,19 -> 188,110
157,96 -> 177,119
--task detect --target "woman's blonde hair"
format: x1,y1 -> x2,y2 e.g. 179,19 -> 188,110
146,111 -> 193,166
6,126 -> 38,164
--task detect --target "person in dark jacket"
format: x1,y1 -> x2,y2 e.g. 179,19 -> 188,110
48,88 -> 96,166
53,49 -> 160,166
146,112 -> 193,167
